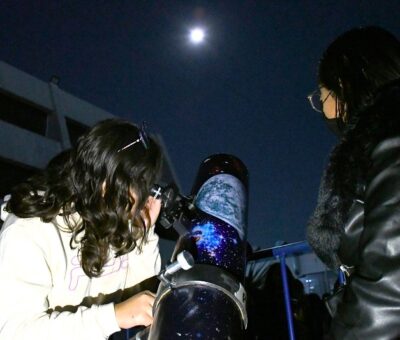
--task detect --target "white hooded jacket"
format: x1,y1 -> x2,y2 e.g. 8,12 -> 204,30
0,204 -> 161,340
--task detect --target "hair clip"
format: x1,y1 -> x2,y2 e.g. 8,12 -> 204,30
117,122 -> 149,153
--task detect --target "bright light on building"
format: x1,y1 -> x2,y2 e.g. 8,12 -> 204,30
189,28 -> 205,44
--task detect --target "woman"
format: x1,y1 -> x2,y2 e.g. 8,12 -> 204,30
0,119 -> 163,339
307,26 -> 400,339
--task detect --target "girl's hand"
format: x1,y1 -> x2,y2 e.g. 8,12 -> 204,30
114,290 -> 155,329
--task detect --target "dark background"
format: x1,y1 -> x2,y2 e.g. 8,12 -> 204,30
0,1 -> 398,248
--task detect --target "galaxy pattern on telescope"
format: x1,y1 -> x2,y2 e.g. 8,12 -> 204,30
189,214 -> 245,277
150,286 -> 244,339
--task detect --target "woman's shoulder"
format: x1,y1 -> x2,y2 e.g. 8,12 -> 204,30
0,213 -> 62,249
370,135 -> 400,171
2,213 -> 48,229
364,136 -> 400,206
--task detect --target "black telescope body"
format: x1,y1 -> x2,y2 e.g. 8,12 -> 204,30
148,154 -> 249,340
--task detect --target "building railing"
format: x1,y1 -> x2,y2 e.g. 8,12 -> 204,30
249,241 -> 321,340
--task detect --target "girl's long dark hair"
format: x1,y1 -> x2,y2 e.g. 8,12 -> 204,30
7,119 -> 162,278
318,26 -> 400,123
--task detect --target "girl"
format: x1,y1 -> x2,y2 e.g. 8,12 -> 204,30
0,118 -> 163,339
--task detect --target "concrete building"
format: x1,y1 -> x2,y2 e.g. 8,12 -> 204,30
0,60 -> 179,199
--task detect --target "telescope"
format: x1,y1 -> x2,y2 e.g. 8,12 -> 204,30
143,154 -> 249,339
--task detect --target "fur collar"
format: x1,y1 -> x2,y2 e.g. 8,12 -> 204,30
307,79 -> 400,268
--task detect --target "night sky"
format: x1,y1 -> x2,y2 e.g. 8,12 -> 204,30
0,1 -> 398,249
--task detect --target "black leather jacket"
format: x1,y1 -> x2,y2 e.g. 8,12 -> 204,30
332,137 -> 400,339
307,80 -> 400,340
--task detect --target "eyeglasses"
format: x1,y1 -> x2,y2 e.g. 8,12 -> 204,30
307,90 -> 333,113
118,122 -> 149,153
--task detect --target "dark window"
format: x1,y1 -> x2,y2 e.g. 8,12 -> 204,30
0,157 -> 38,198
0,90 -> 49,136
0,157 -> 38,230
65,118 -> 89,146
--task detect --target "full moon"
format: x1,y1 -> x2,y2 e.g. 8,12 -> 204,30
189,28 -> 205,44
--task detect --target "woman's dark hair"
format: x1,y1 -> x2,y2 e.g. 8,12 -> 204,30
7,119 -> 162,277
318,26 -> 400,123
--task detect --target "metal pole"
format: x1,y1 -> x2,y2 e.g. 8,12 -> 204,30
338,269 -> 346,286
279,254 -> 296,340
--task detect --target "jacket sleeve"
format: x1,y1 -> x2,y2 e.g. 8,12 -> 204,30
331,141 -> 400,339
0,221 -> 120,340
